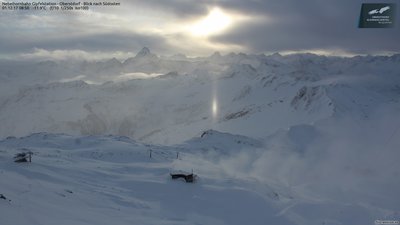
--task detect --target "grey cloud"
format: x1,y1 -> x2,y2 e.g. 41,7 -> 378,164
212,0 -> 400,54
0,31 -> 171,56
121,0 -> 400,54
125,0 -> 213,18
0,0 -> 210,57
1,0 -> 399,57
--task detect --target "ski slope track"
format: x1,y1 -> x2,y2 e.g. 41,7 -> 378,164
0,49 -> 399,224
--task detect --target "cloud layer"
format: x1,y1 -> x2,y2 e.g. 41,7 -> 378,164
0,0 -> 399,59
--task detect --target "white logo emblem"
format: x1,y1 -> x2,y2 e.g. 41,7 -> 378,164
369,6 -> 390,15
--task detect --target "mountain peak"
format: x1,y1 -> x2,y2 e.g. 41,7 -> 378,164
210,51 -> 222,58
106,57 -> 121,64
135,47 -> 152,57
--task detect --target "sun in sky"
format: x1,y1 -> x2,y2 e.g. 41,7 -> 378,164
189,7 -> 233,37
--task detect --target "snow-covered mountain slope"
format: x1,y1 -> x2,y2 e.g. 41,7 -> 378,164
1,49 -> 399,224
1,132 -> 397,225
1,49 -> 399,144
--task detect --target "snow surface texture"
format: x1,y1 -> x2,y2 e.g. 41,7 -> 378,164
0,132 -> 398,225
0,49 -> 400,224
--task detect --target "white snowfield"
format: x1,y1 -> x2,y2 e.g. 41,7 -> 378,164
0,131 -> 397,225
0,49 -> 399,224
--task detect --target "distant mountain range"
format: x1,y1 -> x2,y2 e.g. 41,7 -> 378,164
0,48 -> 399,144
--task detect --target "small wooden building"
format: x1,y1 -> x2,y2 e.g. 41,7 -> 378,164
170,173 -> 196,183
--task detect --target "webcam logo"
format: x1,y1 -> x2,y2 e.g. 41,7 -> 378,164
368,6 -> 391,15
359,3 -> 396,28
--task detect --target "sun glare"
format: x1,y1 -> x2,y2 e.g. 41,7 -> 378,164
212,97 -> 218,119
190,8 -> 233,37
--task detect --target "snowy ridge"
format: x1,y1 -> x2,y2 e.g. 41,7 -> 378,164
1,132 -> 395,225
179,129 -> 263,155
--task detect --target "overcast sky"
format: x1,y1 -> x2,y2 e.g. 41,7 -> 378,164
0,0 -> 399,60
